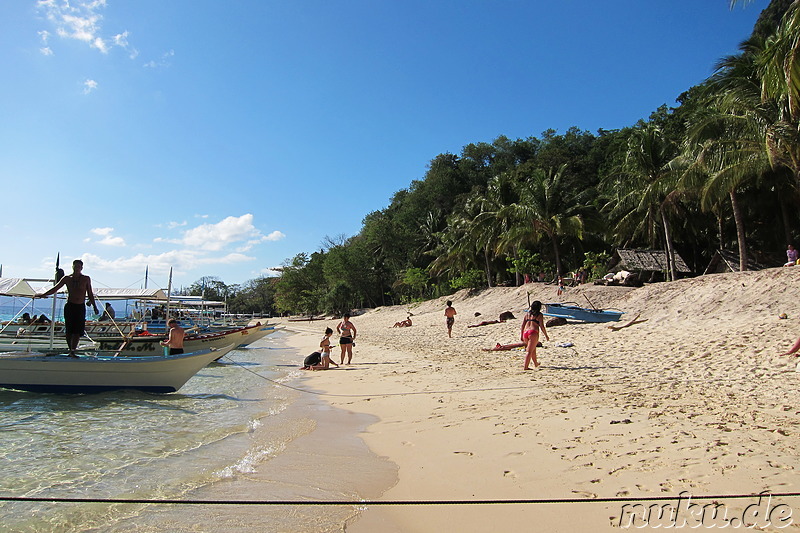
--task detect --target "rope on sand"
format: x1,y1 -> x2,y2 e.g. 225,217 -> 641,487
219,352 -> 789,399
1,491 -> 798,506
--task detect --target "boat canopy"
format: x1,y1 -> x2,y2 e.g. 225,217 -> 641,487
93,288 -> 169,301
0,278 -> 37,297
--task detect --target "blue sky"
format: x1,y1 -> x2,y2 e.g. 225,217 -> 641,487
1,0 -> 767,291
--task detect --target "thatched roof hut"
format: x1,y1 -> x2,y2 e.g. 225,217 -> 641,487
607,248 -> 691,276
703,249 -> 766,274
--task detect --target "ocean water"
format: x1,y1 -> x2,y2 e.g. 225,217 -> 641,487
0,330 -> 396,532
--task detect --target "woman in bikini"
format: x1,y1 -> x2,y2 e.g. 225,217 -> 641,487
520,300 -> 549,370
337,314 -> 357,365
314,327 -> 339,369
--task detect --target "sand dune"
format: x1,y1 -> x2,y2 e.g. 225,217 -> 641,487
281,268 -> 800,532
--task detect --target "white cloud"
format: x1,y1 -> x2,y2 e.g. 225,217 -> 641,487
83,78 -> 98,94
40,47 -> 54,56
180,214 -> 266,252
90,227 -> 125,246
265,230 -> 286,242
37,0 -> 134,57
99,235 -> 125,247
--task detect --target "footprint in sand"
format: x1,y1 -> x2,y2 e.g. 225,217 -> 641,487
571,490 -> 597,499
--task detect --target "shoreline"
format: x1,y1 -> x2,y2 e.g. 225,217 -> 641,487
110,329 -> 398,533
280,268 -> 800,532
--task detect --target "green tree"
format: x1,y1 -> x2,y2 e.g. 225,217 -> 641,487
502,164 -> 587,278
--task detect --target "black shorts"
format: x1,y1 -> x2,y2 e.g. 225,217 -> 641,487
169,348 -> 184,355
64,302 -> 86,337
339,337 -> 352,345
446,317 -> 455,327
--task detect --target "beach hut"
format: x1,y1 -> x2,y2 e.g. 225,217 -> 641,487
703,249 -> 767,274
606,249 -> 691,282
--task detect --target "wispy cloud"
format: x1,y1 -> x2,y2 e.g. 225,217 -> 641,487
90,227 -> 125,246
143,49 -> 174,69
37,0 -> 137,57
83,78 -> 98,94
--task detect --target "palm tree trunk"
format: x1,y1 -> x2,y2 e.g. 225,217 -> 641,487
484,247 -> 493,288
661,210 -> 677,282
730,190 -> 748,272
781,198 -> 792,246
551,235 -> 562,278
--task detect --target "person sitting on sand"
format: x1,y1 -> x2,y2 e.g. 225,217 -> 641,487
521,300 -> 549,370
393,316 -> 413,327
786,244 -> 799,267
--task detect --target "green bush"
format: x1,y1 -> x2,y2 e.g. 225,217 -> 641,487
449,269 -> 485,290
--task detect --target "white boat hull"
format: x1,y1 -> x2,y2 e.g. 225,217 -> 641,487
0,345 -> 233,393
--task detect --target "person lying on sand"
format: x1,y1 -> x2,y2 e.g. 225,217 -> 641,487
468,311 -> 516,328
481,342 -> 527,351
481,341 -> 543,351
779,336 -> 800,357
468,319 -> 502,328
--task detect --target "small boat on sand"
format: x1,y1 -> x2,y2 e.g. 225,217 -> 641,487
0,344 -> 233,393
543,303 -> 623,323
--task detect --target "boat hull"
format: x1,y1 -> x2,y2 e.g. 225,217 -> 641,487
543,303 -> 623,323
0,345 -> 232,393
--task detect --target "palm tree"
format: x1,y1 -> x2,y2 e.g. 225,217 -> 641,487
686,32 -> 800,271
604,125 -> 684,280
499,164 -> 587,278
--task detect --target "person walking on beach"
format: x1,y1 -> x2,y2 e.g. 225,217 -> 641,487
444,300 -> 457,338
33,259 -> 99,357
521,300 -> 549,370
160,319 -> 185,355
337,314 -> 356,364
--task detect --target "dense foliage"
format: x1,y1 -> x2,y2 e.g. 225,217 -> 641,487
192,1 -> 800,316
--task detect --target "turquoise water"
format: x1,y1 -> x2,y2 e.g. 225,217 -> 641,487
0,331 -> 393,532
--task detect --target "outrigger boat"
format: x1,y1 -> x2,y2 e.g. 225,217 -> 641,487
0,344 -> 233,393
92,323 -> 276,358
543,303 -> 623,323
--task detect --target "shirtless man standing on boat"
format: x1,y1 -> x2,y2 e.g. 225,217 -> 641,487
33,259 -> 99,357
161,319 -> 185,355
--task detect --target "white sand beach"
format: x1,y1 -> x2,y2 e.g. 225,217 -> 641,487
281,268 -> 800,532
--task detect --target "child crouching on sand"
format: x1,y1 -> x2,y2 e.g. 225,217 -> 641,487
301,328 -> 339,370
319,327 -> 339,368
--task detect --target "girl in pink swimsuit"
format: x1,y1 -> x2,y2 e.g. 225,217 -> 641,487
521,301 -> 549,370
